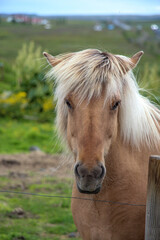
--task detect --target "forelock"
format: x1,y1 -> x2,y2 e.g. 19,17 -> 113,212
47,49 -> 125,104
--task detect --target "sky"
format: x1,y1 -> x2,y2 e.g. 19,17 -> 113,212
1,0 -> 160,15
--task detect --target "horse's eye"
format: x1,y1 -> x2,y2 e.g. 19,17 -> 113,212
65,100 -> 73,109
111,101 -> 121,110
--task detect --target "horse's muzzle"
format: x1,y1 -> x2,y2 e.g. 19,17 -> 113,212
77,184 -> 101,194
74,162 -> 106,194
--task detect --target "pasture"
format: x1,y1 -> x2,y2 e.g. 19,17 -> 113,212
0,18 -> 160,103
0,19 -> 159,63
0,119 -> 62,154
0,17 -> 160,239
0,152 -> 79,240
0,20 -> 141,61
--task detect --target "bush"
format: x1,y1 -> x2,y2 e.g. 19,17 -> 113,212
0,91 -> 28,118
0,41 -> 54,121
0,89 -> 55,121
13,41 -> 52,109
13,41 -> 42,86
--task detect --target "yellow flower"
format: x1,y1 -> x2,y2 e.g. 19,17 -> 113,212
16,92 -> 27,98
0,91 -> 28,105
43,98 -> 54,111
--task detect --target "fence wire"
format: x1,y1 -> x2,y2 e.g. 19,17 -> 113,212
0,190 -> 146,207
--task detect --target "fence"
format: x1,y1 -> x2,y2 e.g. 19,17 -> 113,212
145,155 -> 160,240
0,155 -> 160,238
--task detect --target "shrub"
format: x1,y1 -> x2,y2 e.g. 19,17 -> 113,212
0,90 -> 55,121
13,41 -> 42,87
8,41 -> 54,121
0,91 -> 28,118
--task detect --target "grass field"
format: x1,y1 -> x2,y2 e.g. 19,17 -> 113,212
0,18 -> 159,103
0,119 -> 62,154
0,20 -> 134,60
0,176 -> 78,240
0,18 -> 159,155
0,19 -> 159,63
0,17 -> 159,240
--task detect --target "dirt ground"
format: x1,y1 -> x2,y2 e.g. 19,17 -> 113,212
0,152 -> 74,175
0,151 -> 75,188
0,152 -> 81,239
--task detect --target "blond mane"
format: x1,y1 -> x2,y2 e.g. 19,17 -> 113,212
46,49 -> 160,149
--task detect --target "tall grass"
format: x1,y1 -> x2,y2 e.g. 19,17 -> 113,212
139,63 -> 160,104
13,41 -> 42,87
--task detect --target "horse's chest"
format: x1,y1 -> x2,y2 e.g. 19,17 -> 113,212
71,197 -> 112,239
71,184 -> 145,240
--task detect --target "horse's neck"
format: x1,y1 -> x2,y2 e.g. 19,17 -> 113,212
93,141 -> 150,204
104,139 -> 154,188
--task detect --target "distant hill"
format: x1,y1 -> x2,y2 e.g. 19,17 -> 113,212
0,13 -> 160,21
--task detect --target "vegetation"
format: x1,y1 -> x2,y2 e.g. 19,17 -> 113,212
0,19 -> 159,152
0,18 -> 159,239
13,42 -> 42,86
0,41 -> 53,121
0,20 -> 140,62
0,176 -> 79,240
0,119 -> 62,154
139,63 -> 160,104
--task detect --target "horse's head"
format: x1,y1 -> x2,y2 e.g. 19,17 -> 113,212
44,49 -> 143,194
64,92 -> 121,194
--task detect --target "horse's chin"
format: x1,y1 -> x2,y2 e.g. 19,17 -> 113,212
77,184 -> 101,194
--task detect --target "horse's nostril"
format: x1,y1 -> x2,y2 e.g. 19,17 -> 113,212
99,165 -> 105,179
93,164 -> 105,179
74,163 -> 80,177
75,163 -> 106,179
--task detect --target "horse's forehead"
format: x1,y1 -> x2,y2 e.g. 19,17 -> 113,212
67,83 -> 120,108
68,93 -> 107,115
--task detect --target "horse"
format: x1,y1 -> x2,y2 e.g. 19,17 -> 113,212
43,49 -> 160,240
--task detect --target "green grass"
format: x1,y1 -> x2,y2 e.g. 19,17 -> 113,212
0,19 -> 157,63
0,19 -> 159,153
0,19 -> 159,100
0,118 -> 63,154
0,176 -> 79,240
0,18 -> 159,239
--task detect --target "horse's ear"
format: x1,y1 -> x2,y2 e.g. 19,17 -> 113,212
115,51 -> 144,73
43,52 -> 75,67
130,51 -> 144,69
43,52 -> 61,67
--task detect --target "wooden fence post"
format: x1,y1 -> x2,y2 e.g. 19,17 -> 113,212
145,155 -> 160,240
